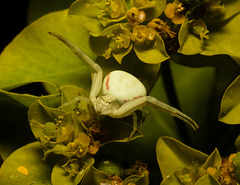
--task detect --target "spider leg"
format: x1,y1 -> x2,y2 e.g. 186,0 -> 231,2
59,96 -> 90,109
49,32 -> 103,100
146,96 -> 199,130
128,112 -> 138,142
110,96 -> 199,130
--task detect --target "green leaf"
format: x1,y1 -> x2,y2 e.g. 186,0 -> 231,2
68,0 -> 105,34
0,9 -> 94,91
0,82 -> 60,108
219,75 -> 240,124
201,148 -> 221,171
51,157 -> 95,185
178,19 -> 205,55
68,0 -> 127,33
202,14 -> 240,65
133,30 -> 170,64
156,136 -> 208,178
0,142 -> 53,185
195,174 -> 220,185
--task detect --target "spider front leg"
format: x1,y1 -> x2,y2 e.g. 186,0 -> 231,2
49,32 -> 103,101
109,96 -> 199,131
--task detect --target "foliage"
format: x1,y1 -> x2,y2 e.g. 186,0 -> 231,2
0,0 -> 240,184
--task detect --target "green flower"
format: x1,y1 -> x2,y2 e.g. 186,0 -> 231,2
104,27 -> 132,59
176,0 -> 240,66
89,23 -> 133,63
69,0 -> 169,64
64,132 -> 90,158
90,23 -> 170,63
190,19 -> 209,43
131,25 -> 155,46
97,0 -> 127,26
127,7 -> 146,26
164,1 -> 186,25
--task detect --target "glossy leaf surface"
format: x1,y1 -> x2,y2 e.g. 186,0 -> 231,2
0,10 -> 94,91
0,142 -> 52,185
156,136 -> 208,178
219,75 -> 240,124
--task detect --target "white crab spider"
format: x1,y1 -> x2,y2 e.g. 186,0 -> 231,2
49,32 -> 198,140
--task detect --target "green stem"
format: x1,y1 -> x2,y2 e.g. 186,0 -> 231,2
161,60 -> 192,146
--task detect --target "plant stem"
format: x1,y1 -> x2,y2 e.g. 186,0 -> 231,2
161,61 -> 192,146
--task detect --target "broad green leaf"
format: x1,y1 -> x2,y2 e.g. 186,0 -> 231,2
202,14 -> 240,65
195,174 -> 220,185
133,31 -> 170,64
219,75 -> 240,124
0,81 -> 60,108
202,148 -> 221,170
69,0 -> 127,33
0,9 -> 94,91
159,144 -> 221,185
0,142 -> 53,185
68,0 -> 105,34
156,136 -> 208,178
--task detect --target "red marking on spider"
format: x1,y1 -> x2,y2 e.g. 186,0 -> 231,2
124,96 -> 143,103
106,73 -> 111,91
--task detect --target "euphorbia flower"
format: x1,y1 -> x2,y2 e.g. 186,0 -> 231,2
190,19 -> 209,43
127,7 -> 146,26
90,23 -> 132,63
131,25 -> 156,46
164,1 -> 186,25
65,132 -> 90,158
98,0 -> 127,26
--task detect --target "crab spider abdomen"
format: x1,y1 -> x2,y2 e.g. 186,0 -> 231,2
102,70 -> 147,105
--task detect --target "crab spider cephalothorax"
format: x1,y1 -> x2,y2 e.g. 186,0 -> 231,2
49,32 -> 199,140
